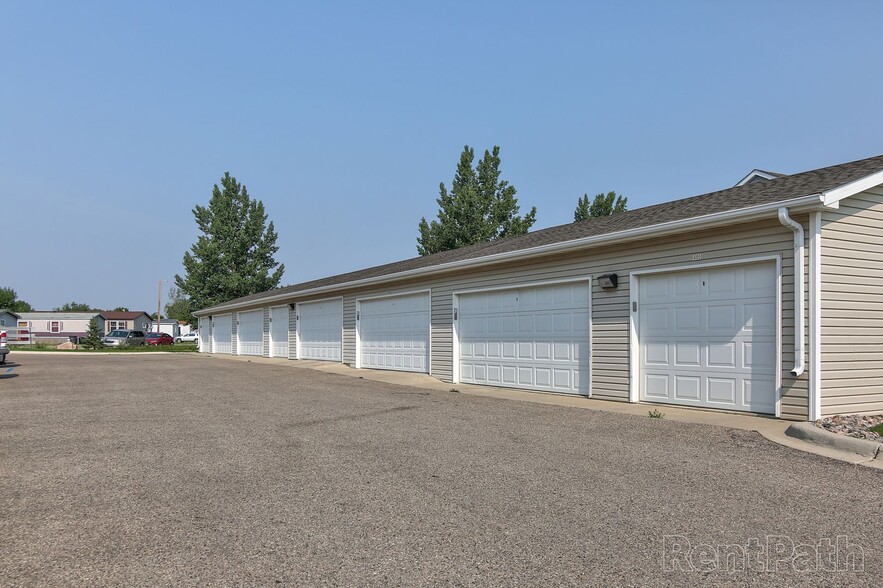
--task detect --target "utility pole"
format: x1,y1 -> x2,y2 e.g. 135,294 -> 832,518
156,280 -> 162,333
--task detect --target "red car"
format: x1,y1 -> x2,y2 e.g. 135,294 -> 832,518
145,332 -> 174,346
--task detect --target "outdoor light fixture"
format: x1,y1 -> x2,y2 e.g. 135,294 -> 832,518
597,274 -> 618,290
289,303 -> 295,310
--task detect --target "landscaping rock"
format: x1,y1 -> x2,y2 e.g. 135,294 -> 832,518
815,413 -> 883,441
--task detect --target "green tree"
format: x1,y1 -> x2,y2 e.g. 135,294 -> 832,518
417,145 -> 537,256
0,287 -> 33,312
164,286 -> 191,323
54,301 -> 94,312
83,318 -> 104,350
176,172 -> 284,313
112,306 -> 129,312
574,191 -> 628,222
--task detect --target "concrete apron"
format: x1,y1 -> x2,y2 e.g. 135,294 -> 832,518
203,354 -> 881,470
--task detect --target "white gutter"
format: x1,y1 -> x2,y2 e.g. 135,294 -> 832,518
777,208 -> 805,377
194,193 -> 827,316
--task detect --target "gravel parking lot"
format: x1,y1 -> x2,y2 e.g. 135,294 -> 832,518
1,354 -> 880,586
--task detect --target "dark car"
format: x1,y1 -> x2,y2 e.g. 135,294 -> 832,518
145,332 -> 174,346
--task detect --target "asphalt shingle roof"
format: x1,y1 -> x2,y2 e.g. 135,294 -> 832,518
201,153 -> 883,312
99,311 -> 150,320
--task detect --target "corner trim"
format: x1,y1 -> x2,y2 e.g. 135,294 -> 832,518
808,212 -> 822,421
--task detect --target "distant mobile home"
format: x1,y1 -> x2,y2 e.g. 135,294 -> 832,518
194,154 -> 883,421
16,311 -> 98,341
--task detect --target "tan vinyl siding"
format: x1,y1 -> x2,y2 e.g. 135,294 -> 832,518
262,307 -> 270,358
343,298 -> 356,365
288,306 -> 297,360
820,187 -> 883,416
231,315 -> 238,356
263,217 -> 807,417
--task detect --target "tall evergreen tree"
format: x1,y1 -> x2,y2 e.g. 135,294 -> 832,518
417,146 -> 536,256
573,191 -> 628,222
175,172 -> 284,313
83,318 -> 104,350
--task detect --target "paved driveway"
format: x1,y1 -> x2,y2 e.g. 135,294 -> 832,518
0,354 -> 880,586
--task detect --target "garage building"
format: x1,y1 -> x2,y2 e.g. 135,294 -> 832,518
193,154 -> 883,421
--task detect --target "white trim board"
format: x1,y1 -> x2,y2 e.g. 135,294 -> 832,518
808,212 -> 822,421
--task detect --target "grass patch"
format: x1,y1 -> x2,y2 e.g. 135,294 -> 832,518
648,409 -> 665,419
871,423 -> 883,436
10,343 -> 198,353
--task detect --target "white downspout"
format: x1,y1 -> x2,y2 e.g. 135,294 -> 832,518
777,208 -> 805,377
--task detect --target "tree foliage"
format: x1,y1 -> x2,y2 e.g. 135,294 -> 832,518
83,318 -> 104,349
573,191 -> 628,222
54,301 -> 94,312
417,146 -> 537,256
164,286 -> 191,323
175,172 -> 284,313
0,287 -> 33,312
112,306 -> 130,312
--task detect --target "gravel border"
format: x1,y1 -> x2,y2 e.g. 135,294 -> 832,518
815,414 -> 883,441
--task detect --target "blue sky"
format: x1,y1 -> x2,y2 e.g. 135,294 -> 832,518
3,1 -> 882,312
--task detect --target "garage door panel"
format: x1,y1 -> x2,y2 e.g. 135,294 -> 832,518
213,315 -> 232,354
270,306 -> 289,358
238,310 -> 263,356
674,375 -> 700,400
675,342 -> 701,366
639,262 -> 776,414
459,282 -> 590,396
359,293 -> 430,373
708,378 -> 736,403
298,300 -> 342,361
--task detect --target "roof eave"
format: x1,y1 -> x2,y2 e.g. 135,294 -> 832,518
194,193 -> 829,316
821,168 -> 883,206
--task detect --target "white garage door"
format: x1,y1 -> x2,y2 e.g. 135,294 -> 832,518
358,292 -> 430,373
297,299 -> 342,361
213,314 -> 232,354
638,262 -> 777,414
269,306 -> 289,358
198,321 -> 209,352
457,282 -> 590,395
238,309 -> 263,356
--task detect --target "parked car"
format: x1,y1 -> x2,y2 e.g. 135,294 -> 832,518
103,330 -> 145,347
175,332 -> 198,344
145,332 -> 174,346
0,330 -> 8,364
